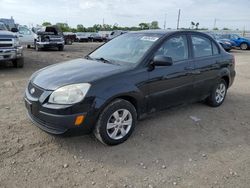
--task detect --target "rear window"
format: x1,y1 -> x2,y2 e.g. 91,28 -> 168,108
191,35 -> 213,58
212,42 -> 219,55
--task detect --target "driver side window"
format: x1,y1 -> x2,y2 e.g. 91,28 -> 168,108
155,35 -> 189,62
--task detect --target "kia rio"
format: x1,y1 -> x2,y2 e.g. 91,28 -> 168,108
25,30 -> 236,145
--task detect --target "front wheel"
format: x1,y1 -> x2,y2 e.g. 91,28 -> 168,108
12,58 -> 24,68
240,43 -> 248,50
94,99 -> 137,145
206,79 -> 227,107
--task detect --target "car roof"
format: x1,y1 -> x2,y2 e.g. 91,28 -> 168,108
130,29 -> 208,36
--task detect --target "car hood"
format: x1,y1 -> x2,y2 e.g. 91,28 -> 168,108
31,58 -> 125,90
0,30 -> 17,38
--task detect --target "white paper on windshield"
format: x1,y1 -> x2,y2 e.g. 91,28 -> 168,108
140,36 -> 159,42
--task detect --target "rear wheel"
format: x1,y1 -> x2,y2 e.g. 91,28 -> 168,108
240,43 -> 248,50
206,79 -> 227,107
94,99 -> 137,145
12,58 -> 24,68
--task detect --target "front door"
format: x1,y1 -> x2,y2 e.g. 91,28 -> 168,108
147,34 -> 194,111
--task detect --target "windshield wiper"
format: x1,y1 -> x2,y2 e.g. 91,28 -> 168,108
95,57 -> 113,64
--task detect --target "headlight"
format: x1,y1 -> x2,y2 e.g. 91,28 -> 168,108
13,38 -> 20,47
48,83 -> 91,104
225,41 -> 231,45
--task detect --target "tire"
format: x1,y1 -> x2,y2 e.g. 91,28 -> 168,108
94,99 -> 137,145
240,43 -> 248,50
58,46 -> 64,51
12,58 -> 24,68
206,79 -> 228,107
27,45 -> 31,49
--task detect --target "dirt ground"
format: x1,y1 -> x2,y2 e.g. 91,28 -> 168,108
0,43 -> 249,188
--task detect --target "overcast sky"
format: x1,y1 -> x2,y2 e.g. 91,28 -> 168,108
0,0 -> 250,30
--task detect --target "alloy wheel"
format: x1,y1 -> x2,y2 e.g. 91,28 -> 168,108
215,83 -> 226,103
106,109 -> 133,140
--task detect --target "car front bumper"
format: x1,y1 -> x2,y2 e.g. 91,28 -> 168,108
24,82 -> 105,135
0,47 -> 23,61
36,41 -> 64,48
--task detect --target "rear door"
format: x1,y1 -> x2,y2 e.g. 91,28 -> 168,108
190,34 -> 222,98
148,34 -> 195,111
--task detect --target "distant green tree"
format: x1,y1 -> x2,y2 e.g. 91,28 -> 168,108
139,23 -> 150,30
71,28 -> 77,33
93,24 -> 103,32
56,23 -> 71,32
150,21 -> 160,29
42,22 -> 52,26
77,24 -> 85,32
222,27 -> 230,30
213,27 -> 219,30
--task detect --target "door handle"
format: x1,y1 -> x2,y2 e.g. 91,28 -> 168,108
184,67 -> 194,71
191,70 -> 201,75
184,66 -> 194,71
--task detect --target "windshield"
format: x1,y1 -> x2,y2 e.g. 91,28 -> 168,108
0,22 -> 7,31
89,33 -> 162,65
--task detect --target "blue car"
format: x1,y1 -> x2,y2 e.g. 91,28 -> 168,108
221,34 -> 250,50
207,33 -> 235,52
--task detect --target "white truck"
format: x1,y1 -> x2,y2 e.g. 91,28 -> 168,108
18,25 -> 36,48
0,22 -> 24,68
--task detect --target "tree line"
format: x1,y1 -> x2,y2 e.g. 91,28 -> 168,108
42,21 -> 160,32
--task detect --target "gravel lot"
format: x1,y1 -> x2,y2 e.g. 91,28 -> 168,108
0,43 -> 249,188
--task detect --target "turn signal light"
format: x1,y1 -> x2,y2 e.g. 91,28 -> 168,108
75,115 -> 85,126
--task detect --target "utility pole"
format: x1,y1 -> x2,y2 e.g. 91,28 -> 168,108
177,9 -> 181,30
164,13 -> 167,30
213,18 -> 217,29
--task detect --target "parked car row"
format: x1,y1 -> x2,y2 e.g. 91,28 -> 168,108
75,32 -> 107,42
205,32 -> 250,51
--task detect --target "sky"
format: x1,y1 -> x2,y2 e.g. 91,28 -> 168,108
0,0 -> 250,30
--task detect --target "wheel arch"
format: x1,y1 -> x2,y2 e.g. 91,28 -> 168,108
218,68 -> 230,88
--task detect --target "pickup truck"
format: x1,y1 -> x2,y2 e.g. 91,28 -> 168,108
34,26 -> 64,51
0,22 -> 24,68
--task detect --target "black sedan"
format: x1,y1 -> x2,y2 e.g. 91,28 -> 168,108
25,30 -> 236,145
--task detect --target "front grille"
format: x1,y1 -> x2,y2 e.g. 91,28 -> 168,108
28,82 -> 44,98
0,44 -> 12,47
0,39 -> 12,42
0,38 -> 13,48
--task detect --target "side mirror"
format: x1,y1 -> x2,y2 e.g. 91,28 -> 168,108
11,28 -> 18,33
153,55 -> 173,66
